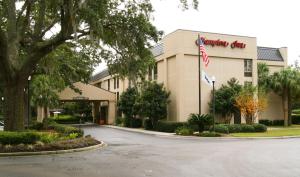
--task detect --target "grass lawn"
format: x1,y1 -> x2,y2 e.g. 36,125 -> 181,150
231,125 -> 300,137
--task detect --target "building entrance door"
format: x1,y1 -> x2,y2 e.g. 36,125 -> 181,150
100,106 -> 108,125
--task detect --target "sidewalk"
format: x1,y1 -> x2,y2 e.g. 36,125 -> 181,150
103,125 -> 175,137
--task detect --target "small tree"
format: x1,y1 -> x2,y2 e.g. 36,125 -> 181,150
210,78 -> 242,123
270,68 -> 300,126
235,86 -> 267,124
188,114 -> 213,133
139,82 -> 170,128
118,87 -> 139,126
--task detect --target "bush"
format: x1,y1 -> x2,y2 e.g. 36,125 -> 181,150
199,132 -> 222,137
188,114 -> 213,133
144,118 -> 153,130
227,124 -> 242,133
259,119 -> 284,126
292,109 -> 300,115
240,124 -> 255,132
273,120 -> 284,126
29,121 -> 44,130
124,117 -> 142,128
155,120 -> 187,133
115,117 -> 124,126
52,115 -> 81,124
40,133 -> 60,143
292,114 -> 300,124
49,123 -> 83,137
214,124 -> 229,134
252,124 -> 267,132
259,119 -> 272,126
175,126 -> 194,136
0,132 -> 40,145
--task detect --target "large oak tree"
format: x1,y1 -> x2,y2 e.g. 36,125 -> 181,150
0,0 -> 198,131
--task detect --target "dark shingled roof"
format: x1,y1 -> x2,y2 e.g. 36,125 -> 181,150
91,44 -> 165,82
150,43 -> 164,57
257,47 -> 284,61
90,69 -> 110,82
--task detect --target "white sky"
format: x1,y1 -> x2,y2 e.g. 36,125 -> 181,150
94,0 -> 300,73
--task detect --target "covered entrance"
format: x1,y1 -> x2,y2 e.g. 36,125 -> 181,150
56,82 -> 116,124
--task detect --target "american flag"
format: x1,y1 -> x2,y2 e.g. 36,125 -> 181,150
197,36 -> 209,67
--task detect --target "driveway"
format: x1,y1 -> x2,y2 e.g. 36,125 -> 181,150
1,126 -> 300,177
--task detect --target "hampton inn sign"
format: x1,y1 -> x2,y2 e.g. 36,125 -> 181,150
196,37 -> 246,49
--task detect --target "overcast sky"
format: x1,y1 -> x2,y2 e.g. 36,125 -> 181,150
94,0 -> 299,73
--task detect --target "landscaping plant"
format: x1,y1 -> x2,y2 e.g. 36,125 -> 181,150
188,114 -> 213,133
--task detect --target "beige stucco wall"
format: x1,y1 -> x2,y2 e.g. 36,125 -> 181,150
91,29 -> 287,123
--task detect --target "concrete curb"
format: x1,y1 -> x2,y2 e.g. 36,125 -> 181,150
0,141 -> 106,157
103,125 -> 175,137
103,126 -> 300,140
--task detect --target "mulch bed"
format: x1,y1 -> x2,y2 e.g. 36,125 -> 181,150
0,137 -> 101,153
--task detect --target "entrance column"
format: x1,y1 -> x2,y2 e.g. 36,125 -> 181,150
107,101 -> 116,124
92,101 -> 100,124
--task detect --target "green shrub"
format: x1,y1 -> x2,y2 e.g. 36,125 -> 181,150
259,119 -> 272,126
144,118 -> 153,130
199,132 -> 222,137
155,120 -> 187,133
240,124 -> 255,132
29,121 -> 44,130
49,123 -> 83,137
175,126 -> 194,136
124,117 -> 142,128
252,124 -> 267,132
52,115 -> 81,124
0,132 -> 40,145
214,124 -> 229,134
188,114 -> 213,133
227,124 -> 242,133
273,120 -> 284,126
259,119 -> 284,126
40,133 -> 59,143
115,117 -> 124,126
292,114 -> 300,124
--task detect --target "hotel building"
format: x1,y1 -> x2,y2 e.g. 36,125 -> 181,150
90,29 -> 287,124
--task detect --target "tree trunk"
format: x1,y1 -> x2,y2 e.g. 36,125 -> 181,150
3,78 -> 27,131
288,89 -> 292,126
282,90 -> 289,127
43,106 -> 48,130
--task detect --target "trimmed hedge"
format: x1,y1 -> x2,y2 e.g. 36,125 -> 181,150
155,120 -> 187,133
292,115 -> 300,124
259,119 -> 284,126
0,132 -> 40,145
199,132 -> 222,137
143,118 -> 153,130
214,124 -> 229,134
49,123 -> 84,137
214,124 -> 267,134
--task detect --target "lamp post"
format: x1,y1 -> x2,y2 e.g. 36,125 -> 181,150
211,76 -> 216,132
27,76 -> 31,127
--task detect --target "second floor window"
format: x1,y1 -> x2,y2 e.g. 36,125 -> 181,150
244,59 -> 252,77
108,79 -> 110,91
154,63 -> 158,80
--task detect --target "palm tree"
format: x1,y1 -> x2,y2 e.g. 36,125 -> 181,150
270,68 -> 300,126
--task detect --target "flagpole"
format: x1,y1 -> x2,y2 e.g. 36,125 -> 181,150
198,34 -> 201,115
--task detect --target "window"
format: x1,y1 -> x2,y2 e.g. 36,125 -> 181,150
108,79 -> 110,91
244,59 -> 252,77
114,78 -> 116,89
154,63 -> 158,80
117,77 -> 119,89
99,82 -> 102,88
